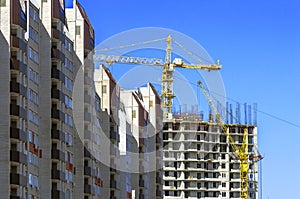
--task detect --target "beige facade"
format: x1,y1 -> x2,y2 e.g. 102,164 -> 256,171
0,0 -> 103,198
94,66 -> 164,199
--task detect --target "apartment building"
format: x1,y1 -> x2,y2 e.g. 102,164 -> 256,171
0,0 -> 104,198
162,115 -> 259,199
94,66 -> 164,199
65,1 -> 107,198
94,66 -> 121,199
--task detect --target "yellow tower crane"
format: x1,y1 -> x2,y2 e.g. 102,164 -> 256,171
197,81 -> 263,199
94,35 -> 221,120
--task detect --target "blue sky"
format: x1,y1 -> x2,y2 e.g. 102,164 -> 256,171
80,0 -> 300,198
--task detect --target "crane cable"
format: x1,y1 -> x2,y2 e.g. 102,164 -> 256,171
95,37 -> 167,52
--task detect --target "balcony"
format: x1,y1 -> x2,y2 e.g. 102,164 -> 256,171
10,150 -> 27,164
84,147 -> 91,158
110,180 -> 117,189
156,134 -> 161,144
10,195 -> 21,199
51,28 -> 64,41
83,19 -> 94,52
139,179 -> 145,187
156,176 -> 162,184
51,88 -> 64,101
84,94 -> 91,104
84,130 -> 92,140
51,128 -> 66,142
51,149 -> 65,161
84,112 -> 91,121
10,104 -> 27,119
111,146 -> 117,156
51,48 -> 65,62
51,67 -> 65,82
84,75 -> 91,86
139,138 -> 144,145
52,189 -> 65,199
10,58 -> 26,73
156,190 -> 162,197
52,0 -> 65,23
10,173 -> 27,186
10,127 -> 26,142
139,165 -> 144,172
51,169 -> 64,180
51,108 -> 65,121
10,81 -> 26,96
110,167 -> 117,173
10,0 -> 27,30
139,194 -> 145,199
84,166 -> 92,176
84,184 -> 92,194
139,152 -> 144,160
10,35 -> 27,52
110,131 -> 119,141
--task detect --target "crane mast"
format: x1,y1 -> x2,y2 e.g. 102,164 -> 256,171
197,81 -> 249,199
161,35 -> 175,119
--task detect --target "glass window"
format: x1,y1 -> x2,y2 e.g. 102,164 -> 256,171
64,77 -> 73,91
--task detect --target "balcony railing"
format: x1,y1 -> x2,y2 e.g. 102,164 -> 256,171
10,173 -> 27,187
10,104 -> 27,119
10,150 -> 27,164
10,127 -> 26,142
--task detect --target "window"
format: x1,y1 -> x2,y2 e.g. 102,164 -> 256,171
132,110 -> 136,118
29,89 -> 38,104
29,7 -> 39,22
0,0 -> 6,7
29,131 -> 33,142
222,183 -> 226,187
29,152 -> 39,166
29,110 -> 39,125
65,39 -> 73,52
165,191 -> 169,196
102,85 -> 107,93
66,134 -> 73,146
29,47 -> 38,62
75,26 -> 80,35
165,181 -> 169,186
221,163 -> 226,169
29,68 -> 38,83
29,27 -> 38,42
64,58 -> 73,71
64,77 -> 73,91
69,171 -> 73,182
65,114 -> 73,127
65,95 -> 73,109
249,192 -> 254,198
29,173 -> 39,188
221,154 -> 226,159
95,100 -> 100,111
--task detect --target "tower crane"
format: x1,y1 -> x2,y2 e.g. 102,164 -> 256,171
197,81 -> 263,199
94,35 -> 221,120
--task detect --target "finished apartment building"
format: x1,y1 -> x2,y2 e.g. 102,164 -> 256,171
94,66 -> 164,199
0,0 -> 105,198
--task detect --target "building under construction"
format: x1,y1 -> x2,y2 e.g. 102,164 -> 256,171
162,106 -> 261,199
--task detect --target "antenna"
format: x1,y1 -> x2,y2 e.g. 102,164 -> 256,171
244,103 -> 247,125
230,104 -> 233,124
236,102 -> 241,124
226,102 -> 229,124
254,103 -> 258,126
248,104 -> 252,125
